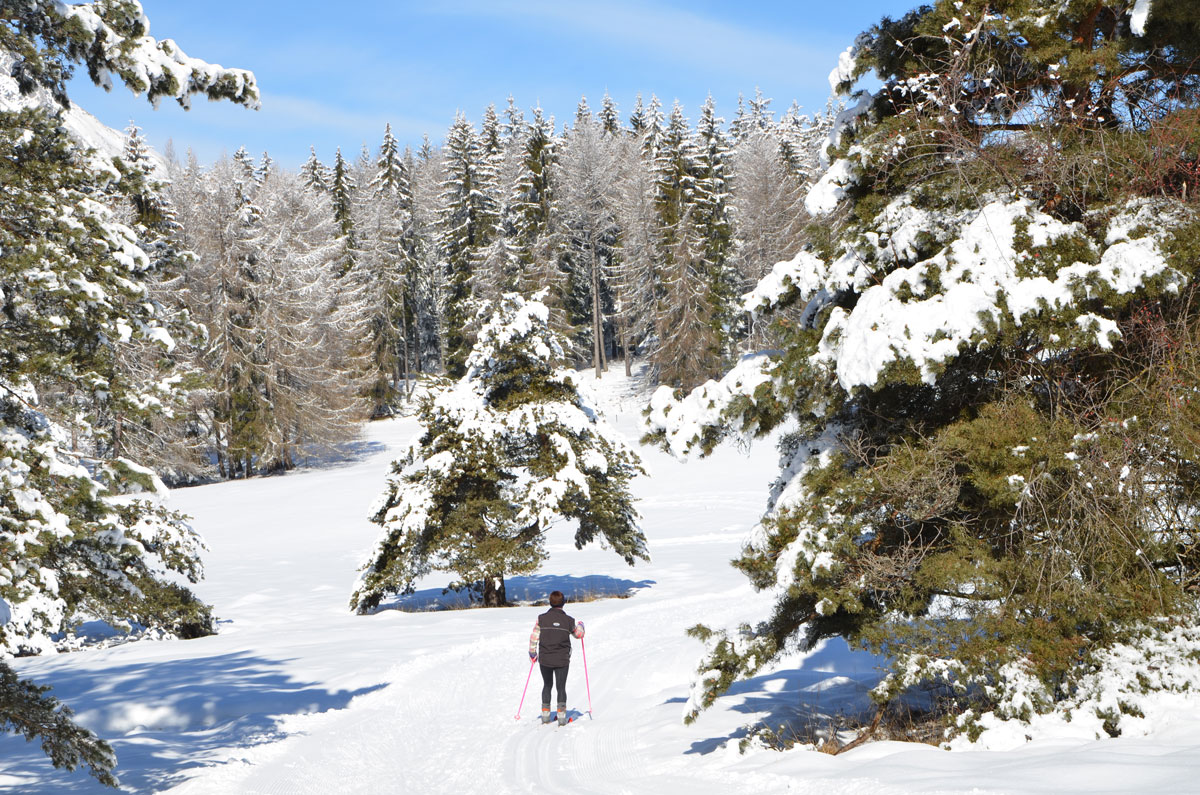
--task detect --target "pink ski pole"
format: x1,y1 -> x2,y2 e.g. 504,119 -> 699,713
515,657 -> 536,720
580,637 -> 593,718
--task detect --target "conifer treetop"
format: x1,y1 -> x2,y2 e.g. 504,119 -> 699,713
1,0 -> 259,110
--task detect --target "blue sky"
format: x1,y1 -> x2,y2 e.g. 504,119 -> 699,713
69,0 -> 917,168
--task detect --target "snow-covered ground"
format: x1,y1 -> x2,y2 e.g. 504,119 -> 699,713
3,368 -> 1200,794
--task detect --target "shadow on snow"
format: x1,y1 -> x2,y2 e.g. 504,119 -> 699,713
682,638 -> 886,755
0,650 -> 385,794
371,573 -> 656,613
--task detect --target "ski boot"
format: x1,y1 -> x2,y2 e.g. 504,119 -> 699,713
541,706 -> 552,725
557,703 -> 568,726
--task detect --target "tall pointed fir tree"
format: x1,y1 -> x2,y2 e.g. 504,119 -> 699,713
104,120 -> 210,481
354,123 -> 416,411
0,1 -> 257,784
473,104 -> 522,304
599,92 -> 622,137
330,147 -> 357,274
652,102 -> 715,389
437,113 -> 497,376
690,96 -> 737,373
352,292 -> 647,611
511,107 -> 565,307
301,146 -> 331,193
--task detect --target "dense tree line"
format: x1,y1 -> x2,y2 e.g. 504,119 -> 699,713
290,91 -> 834,398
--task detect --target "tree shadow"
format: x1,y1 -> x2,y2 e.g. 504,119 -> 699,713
0,650 -> 385,794
683,638 -> 886,755
288,439 -> 389,472
371,574 -> 656,613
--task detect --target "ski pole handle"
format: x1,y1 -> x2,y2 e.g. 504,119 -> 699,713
580,637 -> 593,719
515,657 -> 536,720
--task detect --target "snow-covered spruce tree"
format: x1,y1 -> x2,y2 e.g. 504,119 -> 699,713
301,147 -> 331,193
1,2 -> 257,784
648,0 -> 1200,739
330,147 -> 357,274
653,102 -> 730,390
355,123 -> 416,412
438,114 -> 498,377
353,292 -> 647,611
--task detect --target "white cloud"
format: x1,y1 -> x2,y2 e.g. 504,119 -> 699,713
423,0 -> 834,84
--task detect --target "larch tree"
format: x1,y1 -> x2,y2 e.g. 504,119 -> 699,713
557,99 -> 623,377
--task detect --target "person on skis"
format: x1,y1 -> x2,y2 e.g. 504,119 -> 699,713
528,590 -> 585,725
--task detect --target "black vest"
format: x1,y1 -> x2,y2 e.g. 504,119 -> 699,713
537,607 -> 576,669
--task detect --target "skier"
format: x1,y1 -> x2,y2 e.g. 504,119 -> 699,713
528,590 -> 585,725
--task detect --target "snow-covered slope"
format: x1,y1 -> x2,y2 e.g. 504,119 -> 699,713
0,51 -> 167,177
2,367 -> 1199,793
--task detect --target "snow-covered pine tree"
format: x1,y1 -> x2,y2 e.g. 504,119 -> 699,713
648,0 -> 1200,736
330,147 -> 357,274
352,291 -> 647,611
652,102 -> 723,389
438,113 -> 497,376
0,2 -> 257,783
599,92 -> 621,137
691,96 -> 737,371
233,145 -> 256,183
256,151 -> 274,185
301,147 -> 331,193
99,120 -> 209,481
355,125 -> 415,412
510,107 -> 565,305
727,108 -> 815,350
472,105 -> 523,305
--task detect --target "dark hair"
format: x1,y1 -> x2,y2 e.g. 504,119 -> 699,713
549,590 -> 565,607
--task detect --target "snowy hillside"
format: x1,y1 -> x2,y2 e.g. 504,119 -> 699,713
2,368 -> 1200,794
0,50 -> 167,176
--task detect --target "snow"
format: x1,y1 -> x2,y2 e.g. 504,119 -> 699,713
827,46 -> 858,93
804,156 -> 858,216
1131,0 -> 1153,36
3,366 -> 1200,793
802,198 -> 1181,391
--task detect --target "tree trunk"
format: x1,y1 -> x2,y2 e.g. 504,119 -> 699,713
623,316 -> 632,377
401,310 -> 411,399
591,242 -> 603,379
482,573 -> 507,607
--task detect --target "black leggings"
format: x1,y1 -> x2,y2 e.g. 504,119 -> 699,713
540,664 -> 568,706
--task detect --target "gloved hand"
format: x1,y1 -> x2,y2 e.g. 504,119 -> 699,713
574,620 -> 585,639
529,651 -> 537,661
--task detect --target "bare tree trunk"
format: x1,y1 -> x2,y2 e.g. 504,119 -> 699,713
591,241 -> 603,379
618,300 -> 632,377
400,307 -> 411,399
